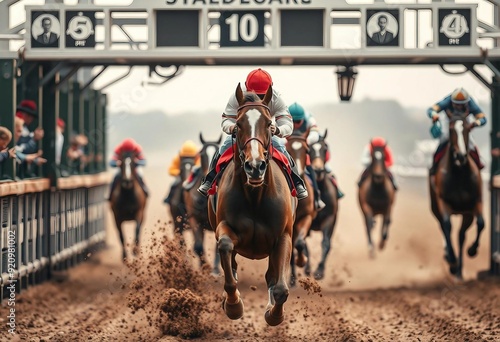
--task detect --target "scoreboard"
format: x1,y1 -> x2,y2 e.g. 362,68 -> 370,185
23,0 -> 489,66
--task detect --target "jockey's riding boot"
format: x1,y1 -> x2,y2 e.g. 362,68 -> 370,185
330,173 -> 345,199
357,169 -> 369,188
306,165 -> 325,210
291,166 -> 308,200
389,174 -> 398,191
197,151 -> 221,197
137,176 -> 149,197
470,148 -> 485,170
164,178 -> 180,204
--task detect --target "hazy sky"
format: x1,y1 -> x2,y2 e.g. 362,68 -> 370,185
95,64 -> 493,116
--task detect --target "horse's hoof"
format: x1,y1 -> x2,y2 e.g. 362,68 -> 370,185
379,239 -> 386,250
314,270 -> 325,280
467,245 -> 478,257
289,277 -> 296,288
222,297 -> 244,320
295,255 -> 307,268
265,309 -> 285,326
304,267 -> 311,277
368,247 -> 375,259
449,263 -> 460,276
211,268 -> 221,277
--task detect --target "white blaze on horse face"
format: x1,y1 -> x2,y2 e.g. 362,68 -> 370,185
124,157 -> 132,180
291,141 -> 304,174
455,120 -> 467,156
374,150 -> 383,161
246,109 -> 262,165
312,143 -> 322,156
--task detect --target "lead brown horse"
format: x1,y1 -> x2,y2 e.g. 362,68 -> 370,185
429,113 -> 485,279
285,133 -> 316,286
358,142 -> 396,258
307,130 -> 339,280
109,152 -> 148,261
208,84 -> 296,326
183,132 -> 222,274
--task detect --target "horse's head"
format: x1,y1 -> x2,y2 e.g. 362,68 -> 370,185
234,83 -> 273,186
448,114 -> 471,167
120,152 -> 137,189
370,143 -> 387,184
180,156 -> 197,181
286,134 -> 309,177
309,129 -> 329,182
199,132 -> 222,173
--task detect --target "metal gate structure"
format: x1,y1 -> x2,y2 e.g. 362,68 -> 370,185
1,0 -> 500,300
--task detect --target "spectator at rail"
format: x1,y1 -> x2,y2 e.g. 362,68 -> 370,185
0,126 -> 15,164
55,118 -> 65,167
15,99 -> 44,154
66,134 -> 88,174
13,117 -> 47,167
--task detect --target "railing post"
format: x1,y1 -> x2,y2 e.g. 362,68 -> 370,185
0,59 -> 16,180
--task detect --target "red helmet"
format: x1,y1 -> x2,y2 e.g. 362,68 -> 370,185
57,118 -> 65,129
119,138 -> 137,153
245,68 -> 273,95
16,99 -> 38,117
371,136 -> 387,147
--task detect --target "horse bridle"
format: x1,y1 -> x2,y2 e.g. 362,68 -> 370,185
233,103 -> 273,164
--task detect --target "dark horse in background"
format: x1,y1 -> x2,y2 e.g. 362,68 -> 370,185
168,155 -> 197,241
285,133 -> 317,286
429,112 -> 485,280
307,129 -> 339,280
358,142 -> 396,258
183,132 -> 222,274
208,84 -> 296,326
109,152 -> 148,261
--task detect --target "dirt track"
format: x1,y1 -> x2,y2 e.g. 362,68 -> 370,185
2,165 -> 500,341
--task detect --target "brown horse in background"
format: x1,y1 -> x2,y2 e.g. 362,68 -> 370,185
358,142 -> 396,258
168,155 -> 196,240
183,132 -> 222,274
285,133 -> 316,286
429,113 -> 485,279
208,84 -> 296,326
307,129 -> 339,280
109,152 -> 148,261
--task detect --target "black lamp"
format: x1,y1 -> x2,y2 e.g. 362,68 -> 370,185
336,66 -> 357,102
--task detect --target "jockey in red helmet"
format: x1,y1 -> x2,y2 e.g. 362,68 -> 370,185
197,68 -> 308,200
108,138 -> 149,200
358,137 -> 398,190
427,88 -> 486,178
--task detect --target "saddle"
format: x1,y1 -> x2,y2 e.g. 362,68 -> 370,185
434,145 -> 484,169
208,144 -> 296,196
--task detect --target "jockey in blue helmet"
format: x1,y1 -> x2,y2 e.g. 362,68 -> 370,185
289,102 -> 344,208
427,87 -> 486,181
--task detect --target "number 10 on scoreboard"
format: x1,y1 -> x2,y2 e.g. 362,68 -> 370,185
220,11 -> 265,47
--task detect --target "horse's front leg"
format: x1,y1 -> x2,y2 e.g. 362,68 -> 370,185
133,210 -> 145,256
379,207 -> 392,250
360,203 -> 375,258
457,214 -> 474,280
436,200 -> 458,274
265,232 -> 292,326
294,216 -> 312,267
189,217 -> 206,266
216,220 -> 243,320
114,217 -> 127,261
468,201 -> 485,257
315,215 -> 335,280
